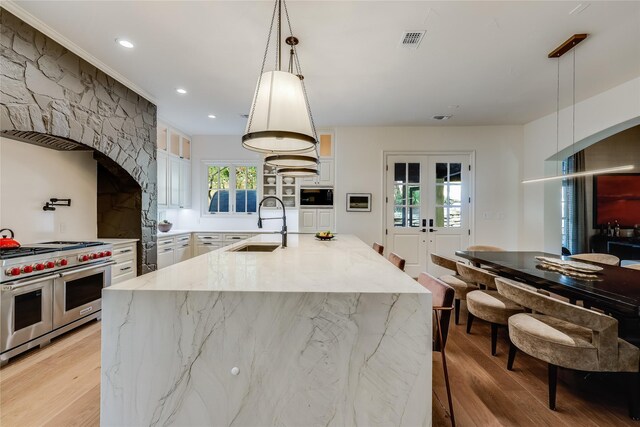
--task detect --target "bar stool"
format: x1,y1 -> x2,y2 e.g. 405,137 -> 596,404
417,272 -> 456,427
457,263 -> 526,356
388,252 -> 405,271
430,253 -> 478,325
372,242 -> 384,255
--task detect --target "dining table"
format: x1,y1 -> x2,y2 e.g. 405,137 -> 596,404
455,250 -> 640,343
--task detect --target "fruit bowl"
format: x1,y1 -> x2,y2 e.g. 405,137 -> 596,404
315,232 -> 335,241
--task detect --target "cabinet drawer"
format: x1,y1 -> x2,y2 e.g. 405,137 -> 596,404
174,234 -> 191,244
111,270 -> 136,285
112,245 -> 136,258
158,237 -> 174,246
223,233 -> 252,242
196,243 -> 222,256
112,259 -> 135,279
195,233 -> 222,242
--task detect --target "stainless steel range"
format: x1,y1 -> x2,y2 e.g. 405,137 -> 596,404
1,241 -> 113,365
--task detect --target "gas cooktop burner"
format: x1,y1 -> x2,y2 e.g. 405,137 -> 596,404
0,247 -> 58,260
36,241 -> 105,250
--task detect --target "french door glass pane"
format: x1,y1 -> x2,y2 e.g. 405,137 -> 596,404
408,163 -> 420,183
434,162 -> 463,228
394,207 -> 406,227
394,163 -> 405,183
393,162 -> 421,228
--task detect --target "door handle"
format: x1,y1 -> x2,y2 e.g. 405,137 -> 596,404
429,229 -> 438,232
420,229 -> 427,233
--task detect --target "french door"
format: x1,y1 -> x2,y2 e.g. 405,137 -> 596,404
385,154 -> 471,277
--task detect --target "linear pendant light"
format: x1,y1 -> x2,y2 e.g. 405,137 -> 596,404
522,34 -> 635,184
242,0 -> 318,156
522,165 -> 634,184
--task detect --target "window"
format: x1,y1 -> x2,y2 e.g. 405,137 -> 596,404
394,162 -> 421,227
205,163 -> 258,214
435,162 -> 462,228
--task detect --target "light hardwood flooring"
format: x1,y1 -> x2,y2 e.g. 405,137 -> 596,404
0,314 -> 635,426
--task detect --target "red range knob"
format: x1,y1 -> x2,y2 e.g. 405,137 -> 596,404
22,265 -> 34,273
97,252 -> 104,258
79,255 -> 89,262
90,253 -> 98,260
9,267 -> 21,276
35,263 -> 45,271
60,259 -> 68,266
105,251 -> 112,257
45,261 -> 55,269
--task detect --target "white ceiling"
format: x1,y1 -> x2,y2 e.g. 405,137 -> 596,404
9,1 -> 640,135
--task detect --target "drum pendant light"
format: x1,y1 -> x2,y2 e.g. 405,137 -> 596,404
242,0 -> 318,155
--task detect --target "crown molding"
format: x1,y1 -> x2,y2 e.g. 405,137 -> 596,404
2,1 -> 157,104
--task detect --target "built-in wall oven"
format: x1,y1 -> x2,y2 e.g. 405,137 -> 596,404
300,187 -> 334,208
1,241 -> 113,364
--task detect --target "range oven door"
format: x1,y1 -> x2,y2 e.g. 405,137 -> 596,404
1,274 -> 55,353
53,262 -> 113,329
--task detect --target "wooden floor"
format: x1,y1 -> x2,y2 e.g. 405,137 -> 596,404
0,313 -> 635,427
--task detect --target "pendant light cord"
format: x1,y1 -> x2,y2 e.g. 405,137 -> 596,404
247,0 -> 278,133
556,57 -> 560,176
572,48 -> 576,158
283,0 -> 319,151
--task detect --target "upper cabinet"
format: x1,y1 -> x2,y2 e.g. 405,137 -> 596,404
302,131 -> 335,186
157,121 -> 192,209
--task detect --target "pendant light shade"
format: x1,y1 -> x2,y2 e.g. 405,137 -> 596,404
265,153 -> 318,168
243,71 -> 317,154
277,167 -> 319,177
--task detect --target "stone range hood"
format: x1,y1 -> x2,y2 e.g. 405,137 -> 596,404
0,9 -> 158,273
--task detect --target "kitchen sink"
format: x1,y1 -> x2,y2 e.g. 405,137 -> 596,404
229,244 -> 280,252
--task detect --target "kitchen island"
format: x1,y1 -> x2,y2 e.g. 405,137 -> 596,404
101,234 -> 432,426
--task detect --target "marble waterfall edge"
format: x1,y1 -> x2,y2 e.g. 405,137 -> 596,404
101,290 -> 432,426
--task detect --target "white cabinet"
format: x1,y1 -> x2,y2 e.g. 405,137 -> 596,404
194,232 -> 255,255
157,152 -> 168,206
262,165 -> 298,209
299,209 -> 334,233
158,121 -> 191,209
179,160 -> 191,208
110,241 -> 138,285
156,233 -> 192,269
169,157 -> 181,207
318,159 -> 333,186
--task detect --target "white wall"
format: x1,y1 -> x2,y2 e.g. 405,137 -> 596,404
0,136 -> 97,243
521,77 -> 640,251
334,126 -> 523,249
167,135 -> 298,232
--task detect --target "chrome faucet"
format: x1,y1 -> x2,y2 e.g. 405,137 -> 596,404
257,196 -> 287,248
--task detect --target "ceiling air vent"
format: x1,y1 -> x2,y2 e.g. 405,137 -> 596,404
400,31 -> 426,49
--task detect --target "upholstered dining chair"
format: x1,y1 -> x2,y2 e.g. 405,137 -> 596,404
570,252 -> 620,266
456,263 -> 526,356
624,263 -> 640,271
495,277 -> 640,418
372,242 -> 384,256
417,272 -> 456,427
388,252 -> 406,271
430,253 -> 478,325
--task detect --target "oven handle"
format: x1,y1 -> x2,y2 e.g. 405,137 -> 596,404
59,261 -> 117,277
2,273 -> 61,290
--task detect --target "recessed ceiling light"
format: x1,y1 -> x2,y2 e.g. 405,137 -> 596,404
208,114 -> 216,119
432,115 -> 453,121
176,88 -> 187,94
116,39 -> 134,49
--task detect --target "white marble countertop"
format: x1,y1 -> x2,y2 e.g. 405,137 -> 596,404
107,234 -> 428,294
99,238 -> 139,244
156,229 -> 279,237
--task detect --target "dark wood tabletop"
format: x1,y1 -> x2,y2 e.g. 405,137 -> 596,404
455,251 -> 640,319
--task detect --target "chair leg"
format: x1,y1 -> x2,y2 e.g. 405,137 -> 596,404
435,310 -> 456,427
490,323 -> 498,356
548,364 -> 558,410
454,299 -> 461,325
466,312 -> 475,334
629,372 -> 640,420
507,342 -> 517,371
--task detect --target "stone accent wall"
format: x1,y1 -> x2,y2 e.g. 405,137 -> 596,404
0,9 -> 157,272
